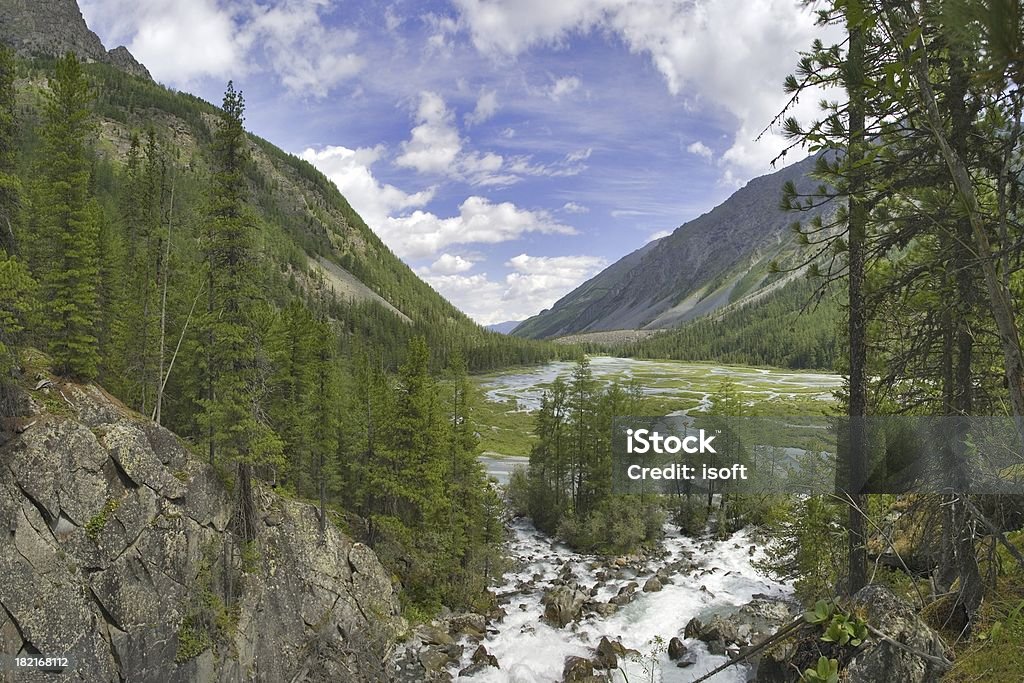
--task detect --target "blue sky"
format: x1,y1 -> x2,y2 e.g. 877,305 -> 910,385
81,0 -> 836,325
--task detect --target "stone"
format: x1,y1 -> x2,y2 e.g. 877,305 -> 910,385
0,382 -> 402,682
667,636 -> 688,660
470,644 -> 499,668
542,585 -> 589,628
562,655 -> 594,682
449,612 -> 486,639
845,585 -> 951,683
595,636 -> 626,669
643,576 -> 663,592
416,624 -> 455,647
418,647 -> 450,675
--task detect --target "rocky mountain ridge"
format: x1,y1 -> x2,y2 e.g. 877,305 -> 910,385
0,0 -> 150,79
0,357 -> 403,682
513,152 -> 827,339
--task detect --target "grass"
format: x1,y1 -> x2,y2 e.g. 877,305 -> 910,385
471,387 -> 536,457
470,357 -> 840,457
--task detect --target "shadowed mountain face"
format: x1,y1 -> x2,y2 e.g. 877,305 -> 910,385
0,0 -> 150,79
513,153 -> 826,339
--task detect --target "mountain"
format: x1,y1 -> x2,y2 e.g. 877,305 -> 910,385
485,320 -> 524,334
0,1 -> 563,373
0,0 -> 150,79
513,153 -> 827,339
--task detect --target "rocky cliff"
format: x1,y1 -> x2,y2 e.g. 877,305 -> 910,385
0,0 -> 150,79
0,364 -> 402,682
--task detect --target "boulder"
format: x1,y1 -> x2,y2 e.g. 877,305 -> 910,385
542,585 -> 589,628
595,636 -> 627,669
667,636 -> 688,661
471,644 -> 499,668
448,612 -> 486,640
845,585 -> 950,683
643,576 -> 663,592
562,655 -> 595,682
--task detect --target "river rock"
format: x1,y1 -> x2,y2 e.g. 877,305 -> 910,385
687,597 -> 796,648
667,636 -> 688,660
542,585 -> 589,627
416,624 -> 455,646
643,576 -> 663,592
844,585 -> 950,683
448,613 -> 486,640
562,655 -> 595,682
471,644 -> 499,668
595,635 -> 627,669
593,602 -> 618,617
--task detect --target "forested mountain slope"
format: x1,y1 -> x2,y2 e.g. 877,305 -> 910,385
513,152 -> 828,339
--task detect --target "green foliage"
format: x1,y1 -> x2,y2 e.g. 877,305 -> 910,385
35,53 -> 100,379
623,278 -> 840,370
801,655 -> 839,683
85,497 -> 121,539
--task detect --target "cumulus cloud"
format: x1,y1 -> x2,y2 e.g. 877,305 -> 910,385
686,141 -> 713,160
81,0 -> 362,95
381,197 -> 577,260
465,88 -> 499,126
421,253 -> 608,324
395,91 -> 519,185
424,253 -> 476,274
299,144 -> 434,230
561,201 -> 589,214
451,0 -> 839,176
302,144 -> 576,261
648,229 -> 672,242
396,91 -> 464,174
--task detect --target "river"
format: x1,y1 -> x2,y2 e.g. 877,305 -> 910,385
459,357 -> 839,682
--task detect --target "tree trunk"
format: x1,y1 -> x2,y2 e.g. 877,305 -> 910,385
846,13 -> 869,596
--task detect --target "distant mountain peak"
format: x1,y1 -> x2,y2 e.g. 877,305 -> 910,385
0,0 -> 151,79
513,152 -> 827,339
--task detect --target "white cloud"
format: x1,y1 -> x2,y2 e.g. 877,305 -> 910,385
465,88 -> 499,126
424,253 -> 476,274
686,141 -> 713,160
299,144 -> 434,230
648,229 -> 672,242
421,253 -> 608,324
382,196 -> 577,260
245,1 -> 364,97
395,91 -> 519,185
548,75 -> 581,100
81,0 -> 362,95
505,149 -> 590,178
451,0 -> 840,177
396,91 -> 464,174
561,201 -> 589,214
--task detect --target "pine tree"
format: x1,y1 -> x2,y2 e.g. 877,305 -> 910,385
200,81 -> 282,543
36,53 -> 101,380
0,46 -> 19,255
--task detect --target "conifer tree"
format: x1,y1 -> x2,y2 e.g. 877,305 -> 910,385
200,81 -> 282,543
36,53 -> 101,380
0,46 -> 19,255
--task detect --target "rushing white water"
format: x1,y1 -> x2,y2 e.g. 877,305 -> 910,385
452,518 -> 790,682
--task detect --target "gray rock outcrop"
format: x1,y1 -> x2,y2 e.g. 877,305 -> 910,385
845,585 -> 951,683
0,0 -> 151,79
0,380 -> 402,682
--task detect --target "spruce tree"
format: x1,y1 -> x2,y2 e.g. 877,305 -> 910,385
36,53 -> 101,380
200,81 -> 282,543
